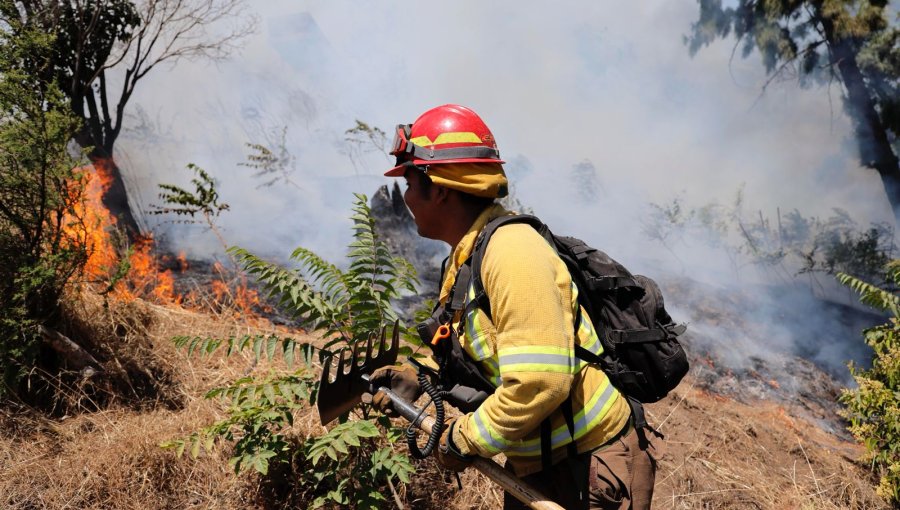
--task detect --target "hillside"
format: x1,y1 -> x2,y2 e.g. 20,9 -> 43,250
0,287 -> 887,509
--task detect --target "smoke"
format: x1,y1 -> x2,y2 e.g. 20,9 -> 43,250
115,1 -> 889,378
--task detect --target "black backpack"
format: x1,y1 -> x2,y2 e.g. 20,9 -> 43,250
417,213 -> 689,462
466,214 -> 689,405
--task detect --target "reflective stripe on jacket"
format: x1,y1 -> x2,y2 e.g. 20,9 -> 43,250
446,205 -> 631,476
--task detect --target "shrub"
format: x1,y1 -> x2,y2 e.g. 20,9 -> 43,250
645,189 -> 895,285
0,7 -> 86,395
837,261 -> 900,504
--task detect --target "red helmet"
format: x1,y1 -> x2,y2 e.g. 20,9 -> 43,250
384,104 -> 505,176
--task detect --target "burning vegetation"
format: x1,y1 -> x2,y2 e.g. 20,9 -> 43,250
0,0 -> 897,503
67,162 -> 268,317
0,161 -> 892,508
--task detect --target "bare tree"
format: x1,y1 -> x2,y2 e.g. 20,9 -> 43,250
5,0 -> 257,236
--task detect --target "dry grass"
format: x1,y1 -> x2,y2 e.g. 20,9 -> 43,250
647,379 -> 885,509
0,289 -> 889,509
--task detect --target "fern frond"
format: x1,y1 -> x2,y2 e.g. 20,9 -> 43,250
886,260 -> 900,287
290,246 -> 350,304
173,334 -> 317,367
229,246 -> 343,331
837,271 -> 900,316
205,371 -> 316,409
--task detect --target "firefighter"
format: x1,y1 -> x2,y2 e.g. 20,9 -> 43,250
372,104 -> 660,509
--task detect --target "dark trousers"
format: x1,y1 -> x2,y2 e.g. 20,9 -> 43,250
503,426 -> 660,510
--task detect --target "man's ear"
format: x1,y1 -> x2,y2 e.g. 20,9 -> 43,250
433,184 -> 451,203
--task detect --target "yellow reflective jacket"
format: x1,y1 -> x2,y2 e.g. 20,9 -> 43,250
442,204 -> 631,476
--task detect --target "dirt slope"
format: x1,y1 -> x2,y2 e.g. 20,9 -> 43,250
0,293 -> 887,509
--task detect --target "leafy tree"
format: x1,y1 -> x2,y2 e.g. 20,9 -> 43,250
164,193 -> 419,507
0,1 -> 86,394
837,261 -> 900,504
688,1 -> 900,222
0,0 -> 255,236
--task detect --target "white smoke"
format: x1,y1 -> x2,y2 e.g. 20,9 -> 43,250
115,0 -> 889,375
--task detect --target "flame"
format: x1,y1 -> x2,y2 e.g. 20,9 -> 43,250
65,162 -> 119,280
63,161 -> 181,304
205,267 -> 270,321
61,161 -> 270,322
211,279 -> 229,303
127,235 -> 180,304
773,406 -> 796,430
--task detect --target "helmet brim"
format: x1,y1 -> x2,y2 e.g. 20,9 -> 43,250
384,157 -> 505,177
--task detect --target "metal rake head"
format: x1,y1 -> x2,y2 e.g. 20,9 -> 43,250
316,320 -> 400,425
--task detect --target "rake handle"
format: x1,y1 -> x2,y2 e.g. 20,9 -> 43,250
374,384 -> 565,510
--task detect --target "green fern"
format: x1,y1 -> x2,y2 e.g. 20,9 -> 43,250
172,334 -> 317,368
836,272 -> 900,317
164,193 -> 420,505
227,193 -> 417,350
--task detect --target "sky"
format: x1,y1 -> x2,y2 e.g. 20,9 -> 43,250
111,1 -> 892,375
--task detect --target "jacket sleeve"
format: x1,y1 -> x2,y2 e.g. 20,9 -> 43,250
453,224 -> 578,457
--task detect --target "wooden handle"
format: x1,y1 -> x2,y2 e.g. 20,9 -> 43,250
384,388 -> 564,510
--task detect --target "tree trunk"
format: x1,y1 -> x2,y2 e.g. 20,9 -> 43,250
92,155 -> 140,240
75,126 -> 141,240
821,16 -> 900,225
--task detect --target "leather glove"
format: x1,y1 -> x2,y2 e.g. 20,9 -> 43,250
369,364 -> 422,417
436,416 -> 474,472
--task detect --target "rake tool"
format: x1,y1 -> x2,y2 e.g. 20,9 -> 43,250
317,321 -> 402,425
317,322 -> 565,510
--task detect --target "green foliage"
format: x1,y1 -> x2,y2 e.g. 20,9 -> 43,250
0,2 -> 86,395
687,1 -> 900,214
162,365 -> 316,475
165,193 -> 419,507
838,262 -> 900,503
841,260 -> 900,311
150,164 -> 230,223
687,0 -> 896,88
240,126 -> 300,190
230,193 -> 418,350
304,422 -> 414,510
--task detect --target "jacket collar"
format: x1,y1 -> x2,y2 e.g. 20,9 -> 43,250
439,203 -> 513,303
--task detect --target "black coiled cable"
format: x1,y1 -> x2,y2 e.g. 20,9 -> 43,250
406,370 -> 445,459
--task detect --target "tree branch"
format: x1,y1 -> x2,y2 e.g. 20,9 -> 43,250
38,325 -> 104,374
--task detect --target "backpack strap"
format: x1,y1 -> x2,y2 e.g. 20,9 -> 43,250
606,323 -> 687,345
625,395 -> 664,450
469,214 -> 552,323
446,263 -> 471,315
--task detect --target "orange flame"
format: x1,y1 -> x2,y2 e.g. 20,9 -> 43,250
127,234 -> 180,304
65,162 -> 119,280
63,162 -> 180,304
62,161 -> 270,322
